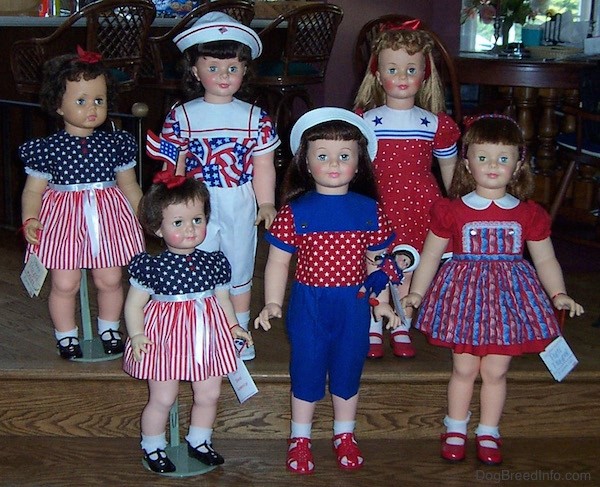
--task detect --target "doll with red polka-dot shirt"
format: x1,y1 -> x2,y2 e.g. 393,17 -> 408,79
353,20 -> 460,359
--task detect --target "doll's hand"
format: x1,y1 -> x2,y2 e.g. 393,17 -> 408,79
255,203 -> 277,229
401,292 -> 423,310
374,302 -> 400,329
552,294 -> 585,318
130,333 -> 153,362
230,324 -> 253,347
23,218 -> 43,245
253,302 -> 281,331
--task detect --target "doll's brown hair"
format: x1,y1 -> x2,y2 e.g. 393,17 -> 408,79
138,177 -> 211,236
353,29 -> 445,113
450,115 -> 534,200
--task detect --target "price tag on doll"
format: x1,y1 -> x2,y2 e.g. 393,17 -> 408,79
539,336 -> 579,382
20,254 -> 48,297
227,345 -> 258,403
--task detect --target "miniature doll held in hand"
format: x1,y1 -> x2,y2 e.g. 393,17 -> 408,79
254,108 -> 399,474
156,12 -> 280,361
354,19 -> 461,359
401,114 -> 584,466
19,47 -> 145,360
123,175 -> 251,474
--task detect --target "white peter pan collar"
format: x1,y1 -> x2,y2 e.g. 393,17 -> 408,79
462,191 -> 520,210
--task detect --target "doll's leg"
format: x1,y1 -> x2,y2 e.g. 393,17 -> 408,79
49,269 -> 83,359
186,376 -> 225,466
389,276 -> 416,358
287,395 -> 317,474
474,354 -> 512,465
91,266 -> 125,354
231,292 -> 254,361
140,379 -> 179,473
331,393 -> 363,470
367,316 -> 384,358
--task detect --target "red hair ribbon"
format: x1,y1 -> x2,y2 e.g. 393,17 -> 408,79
463,113 -> 520,130
76,45 -> 102,64
152,170 -> 187,189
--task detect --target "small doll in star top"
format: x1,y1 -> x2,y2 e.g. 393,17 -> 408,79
19,47 -> 145,360
123,175 -> 253,474
254,108 -> 400,474
401,115 -> 584,466
155,11 -> 280,362
353,19 -> 461,359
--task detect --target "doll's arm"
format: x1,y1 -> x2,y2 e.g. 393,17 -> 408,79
254,245 -> 291,331
527,238 -> 584,317
252,152 -> 277,229
401,232 -> 448,309
124,286 -> 153,362
116,168 -> 143,213
365,249 -> 400,329
21,175 -> 48,245
438,154 -> 457,192
215,287 -> 253,345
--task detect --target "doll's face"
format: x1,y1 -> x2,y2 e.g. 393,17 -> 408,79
155,198 -> 207,254
192,56 -> 246,103
306,138 -> 359,195
394,253 -> 412,270
465,142 -> 521,196
56,75 -> 108,137
376,48 -> 425,109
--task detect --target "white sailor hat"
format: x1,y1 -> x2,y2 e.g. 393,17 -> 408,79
289,107 -> 378,161
391,244 -> 420,273
173,12 -> 262,59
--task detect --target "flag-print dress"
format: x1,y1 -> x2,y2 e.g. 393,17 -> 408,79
123,249 -> 238,381
414,192 -> 562,356
19,129 -> 144,269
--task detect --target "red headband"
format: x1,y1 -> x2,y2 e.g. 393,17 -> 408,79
368,19 -> 431,79
76,45 -> 102,64
152,170 -> 187,189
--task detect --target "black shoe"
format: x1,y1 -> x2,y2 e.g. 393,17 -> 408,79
187,441 -> 224,466
56,337 -> 83,360
100,329 -> 124,355
143,448 -> 176,473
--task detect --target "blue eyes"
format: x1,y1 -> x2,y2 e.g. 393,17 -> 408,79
386,67 -> 418,76
477,155 -> 510,164
75,98 -> 105,106
193,217 -> 203,224
173,218 -> 203,227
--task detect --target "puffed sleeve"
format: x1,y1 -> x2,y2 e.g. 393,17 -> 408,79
433,112 -> 461,160
113,130 -> 138,171
265,205 -> 297,254
523,200 -> 552,241
429,198 -> 454,239
128,252 -> 155,293
19,138 -> 52,179
211,251 -> 232,288
254,107 -> 281,156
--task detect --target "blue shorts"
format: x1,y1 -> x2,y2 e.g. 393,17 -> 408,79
286,282 -> 370,402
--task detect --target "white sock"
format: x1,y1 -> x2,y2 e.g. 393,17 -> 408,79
141,432 -> 167,454
443,412 -> 471,446
97,318 -> 119,335
392,318 -> 412,343
476,423 -> 500,448
290,421 -> 312,439
235,311 -> 250,332
55,327 -> 78,341
185,426 -> 212,447
333,420 -> 355,436
369,318 -> 383,344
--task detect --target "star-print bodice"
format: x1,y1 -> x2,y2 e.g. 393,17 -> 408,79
128,249 -> 231,295
266,192 -> 394,287
161,98 -> 280,188
19,130 -> 137,184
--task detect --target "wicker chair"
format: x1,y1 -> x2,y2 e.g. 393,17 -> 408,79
354,14 -> 462,123
10,0 -> 156,95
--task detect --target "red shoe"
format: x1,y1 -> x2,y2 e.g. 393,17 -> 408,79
332,433 -> 364,470
367,332 -> 383,358
390,330 -> 416,358
476,435 -> 503,465
286,437 -> 314,474
440,432 -> 467,462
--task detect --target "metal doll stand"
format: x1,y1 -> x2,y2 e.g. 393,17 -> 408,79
72,270 -> 123,362
142,399 -> 217,477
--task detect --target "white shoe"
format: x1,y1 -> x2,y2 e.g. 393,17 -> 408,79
240,344 -> 255,361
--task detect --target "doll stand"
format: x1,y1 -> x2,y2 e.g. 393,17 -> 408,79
142,399 -> 217,477
72,270 -> 123,363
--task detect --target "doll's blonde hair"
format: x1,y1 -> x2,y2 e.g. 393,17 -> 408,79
353,29 -> 445,113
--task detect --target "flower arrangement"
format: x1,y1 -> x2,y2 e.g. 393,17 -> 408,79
461,0 -> 549,25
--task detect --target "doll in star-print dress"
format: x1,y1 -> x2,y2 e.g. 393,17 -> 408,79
402,115 -> 584,466
123,175 -> 253,474
19,48 -> 145,360
156,12 -> 280,362
354,20 -> 461,359
255,108 -> 399,474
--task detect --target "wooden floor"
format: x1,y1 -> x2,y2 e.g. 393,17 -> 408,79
1,226 -> 599,486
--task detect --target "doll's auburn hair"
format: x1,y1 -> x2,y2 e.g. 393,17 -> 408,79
138,177 -> 211,236
39,53 -> 117,117
353,29 -> 445,113
450,115 -> 534,200
281,119 -> 379,205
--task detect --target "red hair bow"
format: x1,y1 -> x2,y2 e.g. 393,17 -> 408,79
76,45 -> 102,64
152,170 -> 187,189
379,18 -> 423,33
